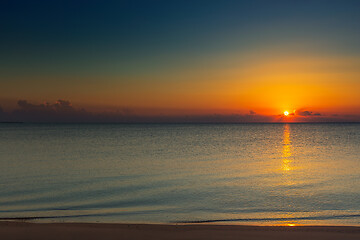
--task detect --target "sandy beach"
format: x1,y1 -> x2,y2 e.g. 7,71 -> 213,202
0,222 -> 359,240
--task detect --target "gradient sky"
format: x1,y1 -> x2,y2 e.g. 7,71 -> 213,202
1,0 -> 360,122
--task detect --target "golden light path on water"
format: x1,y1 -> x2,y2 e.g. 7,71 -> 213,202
282,124 -> 292,172
280,124 -> 298,226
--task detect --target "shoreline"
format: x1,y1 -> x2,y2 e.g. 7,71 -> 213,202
1,222 -> 360,240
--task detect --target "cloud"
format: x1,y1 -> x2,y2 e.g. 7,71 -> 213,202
2,99 -> 140,122
1,100 -> 359,123
8,99 -> 92,122
17,99 -> 75,112
295,109 -> 321,116
0,99 -> 278,123
53,100 -> 73,110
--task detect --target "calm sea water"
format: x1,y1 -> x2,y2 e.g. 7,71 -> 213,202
0,123 -> 359,226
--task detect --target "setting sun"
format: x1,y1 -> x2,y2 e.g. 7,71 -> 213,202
284,111 -> 289,116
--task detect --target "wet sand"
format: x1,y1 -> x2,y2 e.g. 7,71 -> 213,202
0,222 -> 360,240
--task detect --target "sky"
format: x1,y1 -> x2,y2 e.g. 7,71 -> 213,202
1,0 -> 360,122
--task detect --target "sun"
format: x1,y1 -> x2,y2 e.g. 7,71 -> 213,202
284,111 -> 289,116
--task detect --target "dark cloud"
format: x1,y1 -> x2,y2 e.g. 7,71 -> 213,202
17,99 -> 75,112
4,99 -> 96,122
296,110 -> 321,116
12,99 -> 80,121
0,99 -> 277,123
1,100 -> 359,123
53,100 -> 73,111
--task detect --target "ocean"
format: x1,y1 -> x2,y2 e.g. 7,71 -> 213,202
0,123 -> 359,225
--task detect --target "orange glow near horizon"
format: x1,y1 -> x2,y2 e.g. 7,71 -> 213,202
1,52 -> 360,120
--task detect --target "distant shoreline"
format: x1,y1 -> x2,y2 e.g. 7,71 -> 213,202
0,222 -> 359,240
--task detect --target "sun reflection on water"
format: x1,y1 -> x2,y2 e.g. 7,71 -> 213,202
278,124 -> 299,226
282,124 -> 292,172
